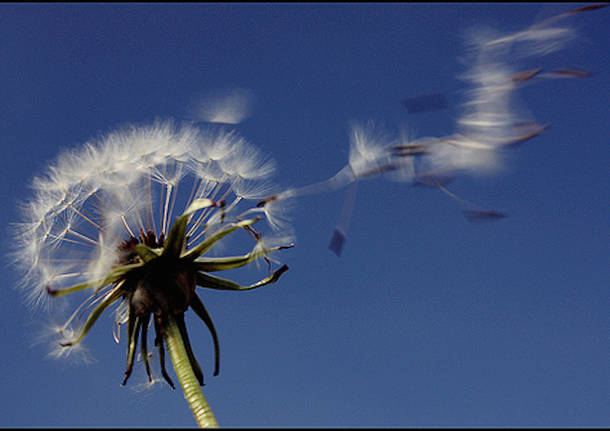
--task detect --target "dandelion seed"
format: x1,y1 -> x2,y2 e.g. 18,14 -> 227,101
437,3 -> 599,179
255,5 -> 600,258
396,5 -> 599,217
190,89 -> 254,125
463,209 -> 507,222
505,122 -> 551,147
511,68 -> 543,83
328,228 -> 347,258
543,68 -> 594,79
258,120 -> 399,256
328,182 -> 358,257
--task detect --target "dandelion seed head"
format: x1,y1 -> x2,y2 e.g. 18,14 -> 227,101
14,120 -> 288,311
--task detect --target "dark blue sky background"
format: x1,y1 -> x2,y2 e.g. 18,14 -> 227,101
1,3 -> 608,427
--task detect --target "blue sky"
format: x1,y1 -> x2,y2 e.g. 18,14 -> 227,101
1,3 -> 608,427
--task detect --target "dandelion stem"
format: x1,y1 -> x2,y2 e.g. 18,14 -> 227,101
164,314 -> 218,428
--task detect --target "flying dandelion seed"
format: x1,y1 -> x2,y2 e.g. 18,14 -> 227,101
543,68 -> 594,79
190,89 -> 254,125
258,120 -> 401,256
390,4 -> 605,222
12,120 -> 293,427
257,4 -> 604,254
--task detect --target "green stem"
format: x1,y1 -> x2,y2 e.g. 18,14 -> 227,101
164,314 -> 219,428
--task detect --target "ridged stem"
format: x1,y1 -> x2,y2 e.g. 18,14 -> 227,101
164,314 -> 219,428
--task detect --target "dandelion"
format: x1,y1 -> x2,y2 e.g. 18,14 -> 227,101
12,120 -> 293,428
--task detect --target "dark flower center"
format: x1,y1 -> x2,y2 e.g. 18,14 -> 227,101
117,230 -> 195,316
126,257 -> 196,317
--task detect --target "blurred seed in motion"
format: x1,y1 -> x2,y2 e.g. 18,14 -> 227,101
327,182 -> 358,257
413,171 -> 455,187
328,228 -> 347,257
392,142 -> 436,157
544,68 -> 593,79
506,122 -> 551,147
568,3 -> 608,14
511,68 -> 543,83
463,209 -> 507,222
